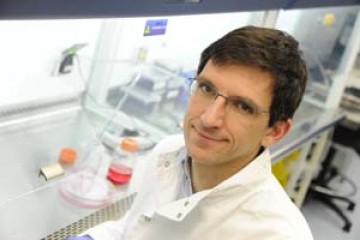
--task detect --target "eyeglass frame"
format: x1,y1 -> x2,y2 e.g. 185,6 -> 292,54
188,77 -> 270,117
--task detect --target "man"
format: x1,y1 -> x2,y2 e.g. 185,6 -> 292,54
66,25 -> 313,240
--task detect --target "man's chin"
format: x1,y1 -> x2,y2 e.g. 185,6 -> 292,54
188,145 -> 212,162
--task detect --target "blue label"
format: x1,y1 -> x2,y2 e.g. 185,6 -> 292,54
144,19 -> 168,36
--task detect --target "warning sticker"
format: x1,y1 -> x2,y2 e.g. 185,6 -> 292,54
144,19 -> 168,36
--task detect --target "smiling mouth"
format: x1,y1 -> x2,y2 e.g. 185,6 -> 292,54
193,126 -> 225,143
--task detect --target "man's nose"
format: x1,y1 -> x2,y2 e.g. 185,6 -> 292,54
200,96 -> 227,128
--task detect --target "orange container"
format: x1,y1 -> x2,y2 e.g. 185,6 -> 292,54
59,148 -> 77,165
120,138 -> 139,152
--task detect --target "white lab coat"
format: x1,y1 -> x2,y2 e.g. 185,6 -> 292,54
84,134 -> 313,240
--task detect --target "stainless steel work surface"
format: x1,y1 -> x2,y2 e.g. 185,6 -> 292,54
0,108 -> 109,239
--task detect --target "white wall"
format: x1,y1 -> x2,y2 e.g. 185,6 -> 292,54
0,19 -> 102,107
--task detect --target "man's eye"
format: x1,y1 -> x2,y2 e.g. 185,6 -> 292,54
233,100 -> 255,114
199,82 -> 215,95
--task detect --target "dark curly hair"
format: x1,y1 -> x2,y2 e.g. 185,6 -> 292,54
197,25 -> 307,127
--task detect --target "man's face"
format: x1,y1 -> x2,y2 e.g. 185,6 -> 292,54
184,60 -> 283,168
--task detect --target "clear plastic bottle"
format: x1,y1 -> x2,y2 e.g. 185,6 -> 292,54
107,137 -> 139,185
59,140 -> 114,208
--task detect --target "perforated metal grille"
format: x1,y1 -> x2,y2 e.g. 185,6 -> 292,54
41,194 -> 135,240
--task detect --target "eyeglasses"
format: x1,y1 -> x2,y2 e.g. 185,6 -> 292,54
189,78 -> 269,116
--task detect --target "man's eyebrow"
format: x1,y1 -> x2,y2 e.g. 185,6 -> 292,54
230,94 -> 259,107
196,76 -> 212,84
195,77 -> 217,88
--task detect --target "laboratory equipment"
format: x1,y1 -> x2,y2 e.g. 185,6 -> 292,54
107,137 -> 139,185
277,7 -> 360,105
103,60 -> 189,139
59,140 -> 114,208
57,43 -> 88,75
57,61 -> 184,207
40,162 -> 65,181
1,2 -> 358,238
59,147 -> 78,165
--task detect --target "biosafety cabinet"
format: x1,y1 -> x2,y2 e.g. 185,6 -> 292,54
0,1 -> 360,239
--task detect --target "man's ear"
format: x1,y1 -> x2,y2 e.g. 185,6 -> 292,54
261,119 -> 292,147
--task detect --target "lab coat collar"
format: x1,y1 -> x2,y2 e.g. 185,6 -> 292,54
142,146 -> 188,219
212,148 -> 272,192
155,148 -> 272,222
